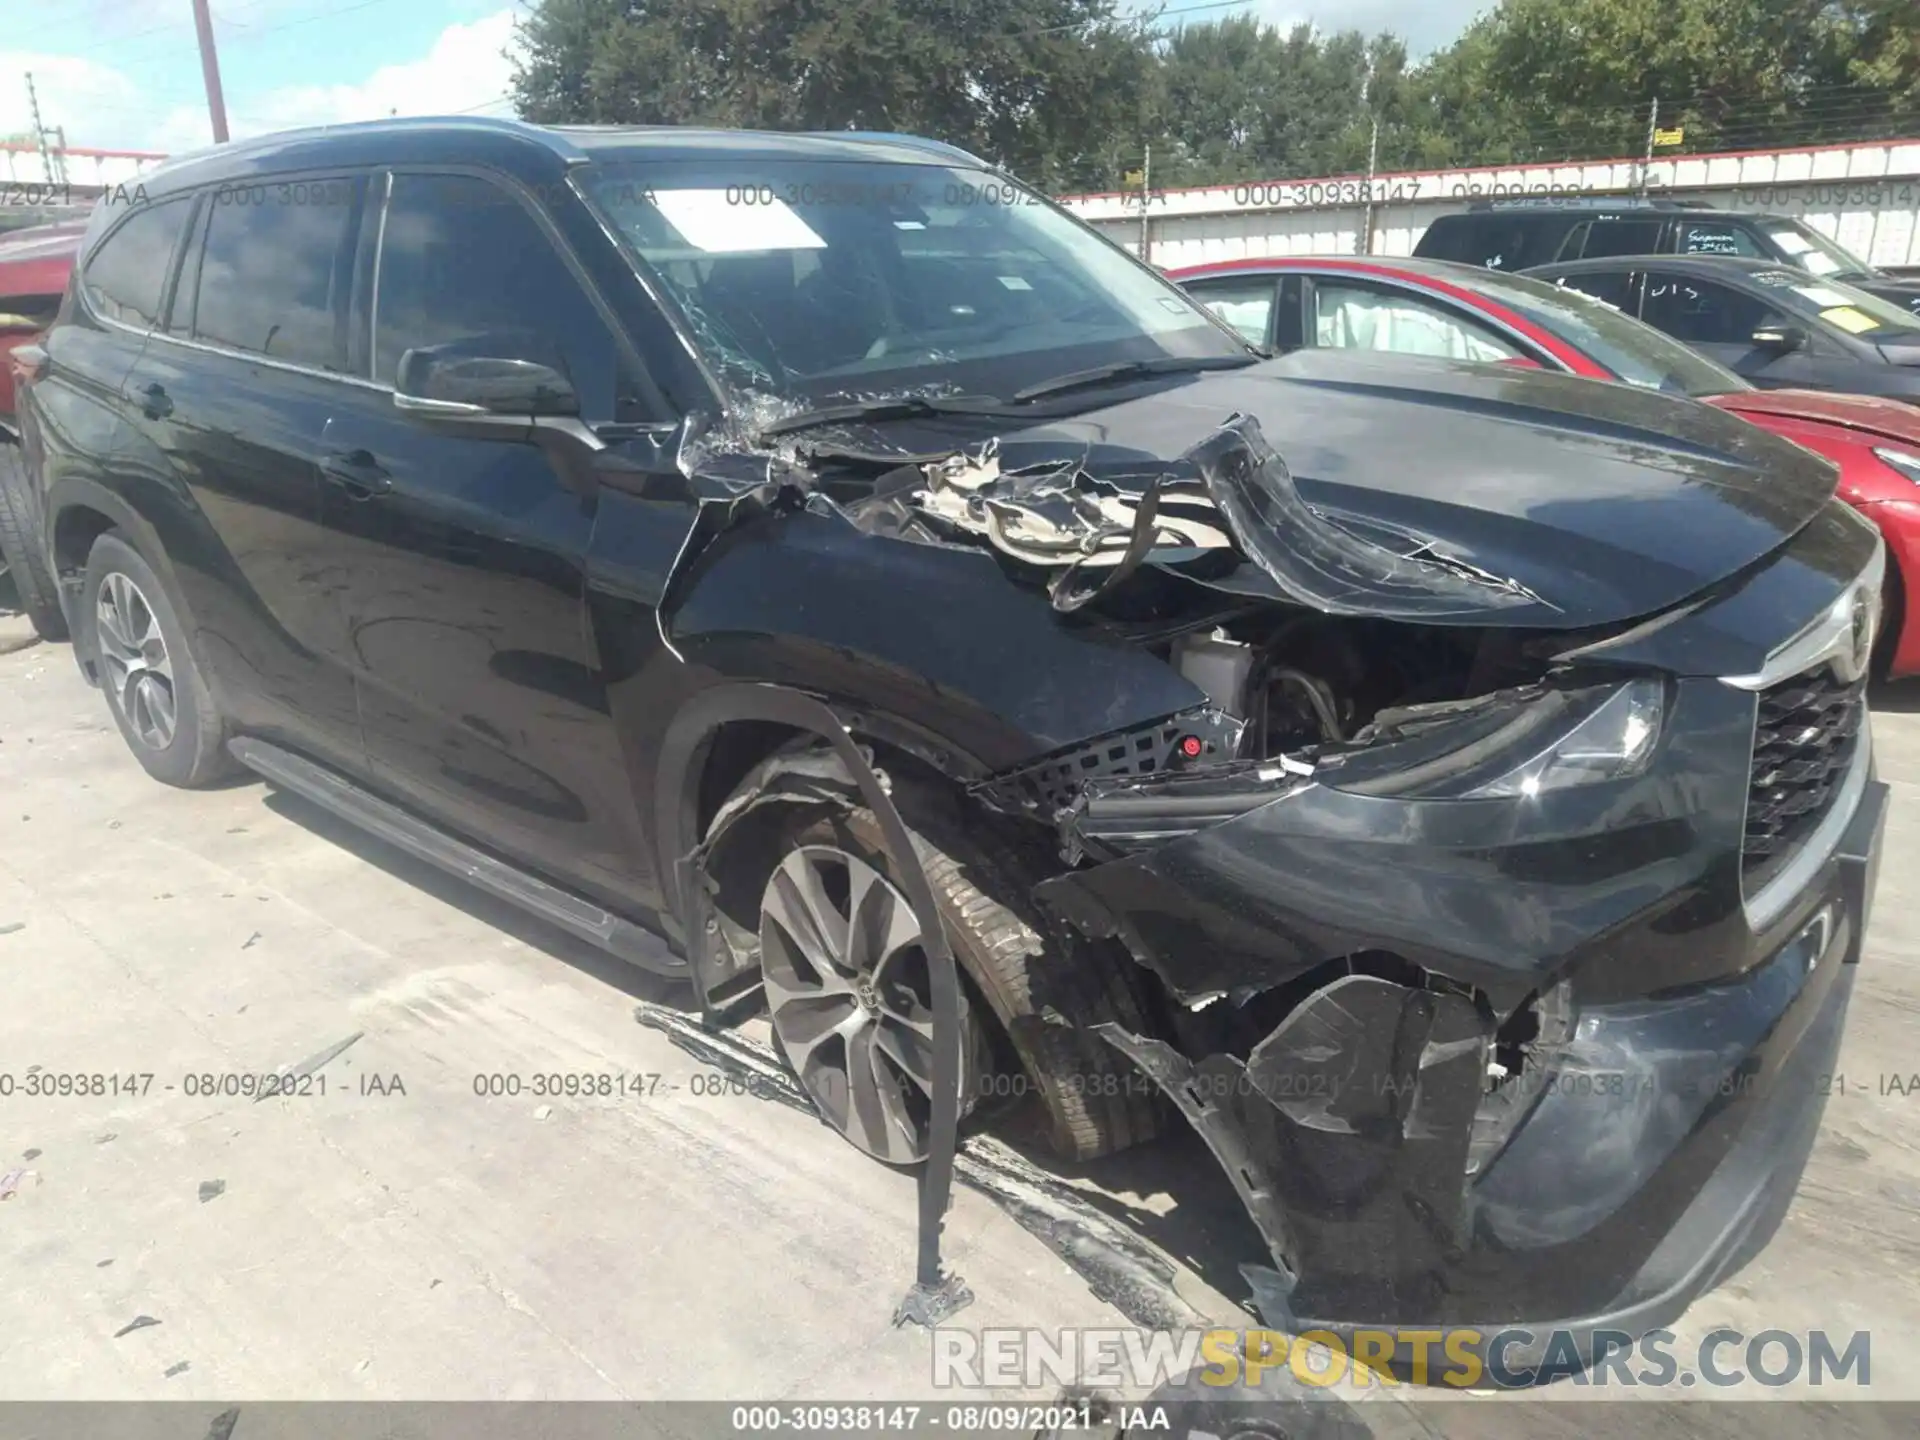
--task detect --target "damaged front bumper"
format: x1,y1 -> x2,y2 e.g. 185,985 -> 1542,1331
1036,672 -> 1888,1362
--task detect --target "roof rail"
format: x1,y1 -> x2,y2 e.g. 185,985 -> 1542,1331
802,131 -> 988,166
1466,195 -> 1715,212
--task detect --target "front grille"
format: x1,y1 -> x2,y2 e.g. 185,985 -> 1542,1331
1743,667 -> 1866,885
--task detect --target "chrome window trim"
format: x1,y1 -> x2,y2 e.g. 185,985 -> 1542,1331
369,169 -> 393,382
92,308 -> 391,394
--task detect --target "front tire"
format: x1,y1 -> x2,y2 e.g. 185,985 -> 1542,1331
82,532 -> 238,788
746,780 -> 1164,1164
0,443 -> 66,640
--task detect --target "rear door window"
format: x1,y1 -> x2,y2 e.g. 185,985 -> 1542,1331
82,196 -> 194,330
372,172 -> 648,421
1578,218 -> 1667,259
185,178 -> 364,371
1641,272 -> 1776,344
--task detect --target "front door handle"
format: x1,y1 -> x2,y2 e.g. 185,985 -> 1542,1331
138,381 -> 172,420
318,449 -> 392,500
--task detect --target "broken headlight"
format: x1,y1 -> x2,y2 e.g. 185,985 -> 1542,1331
1471,679 -> 1663,798
1325,679 -> 1665,800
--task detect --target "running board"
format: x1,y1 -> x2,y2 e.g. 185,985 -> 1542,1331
228,737 -> 688,978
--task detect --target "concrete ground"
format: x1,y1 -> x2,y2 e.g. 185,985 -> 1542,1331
4,610 -> 1920,1429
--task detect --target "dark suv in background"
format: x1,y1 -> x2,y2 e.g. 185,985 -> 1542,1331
10,117 -> 1888,1360
1415,197 -> 1920,314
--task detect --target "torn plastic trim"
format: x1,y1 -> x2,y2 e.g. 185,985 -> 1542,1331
1097,972 -> 1491,1334
650,682 -> 967,1325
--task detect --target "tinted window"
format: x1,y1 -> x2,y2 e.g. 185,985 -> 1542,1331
1183,276 -> 1277,346
189,179 -> 362,370
1312,282 -> 1521,361
375,173 -> 643,420
1578,218 -> 1666,259
82,197 -> 192,329
1641,273 -> 1777,345
1415,215 -> 1562,270
1677,221 -> 1767,258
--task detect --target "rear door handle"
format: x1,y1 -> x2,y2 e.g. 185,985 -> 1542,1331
318,449 -> 392,499
138,381 -> 172,420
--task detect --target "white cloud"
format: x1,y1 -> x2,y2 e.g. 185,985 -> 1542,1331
214,9 -> 523,138
3,9 -> 522,159
0,51 -> 148,150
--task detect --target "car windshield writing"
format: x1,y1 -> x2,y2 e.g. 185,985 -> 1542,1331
1469,267 -> 1746,397
579,160 -> 1244,402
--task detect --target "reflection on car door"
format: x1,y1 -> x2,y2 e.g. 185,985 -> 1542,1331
318,170 -> 662,904
1640,270 -> 1821,388
117,178 -> 371,773
1547,267 -> 1644,317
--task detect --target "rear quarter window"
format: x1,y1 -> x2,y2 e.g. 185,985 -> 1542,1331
81,197 -> 194,330
1414,214 -> 1565,270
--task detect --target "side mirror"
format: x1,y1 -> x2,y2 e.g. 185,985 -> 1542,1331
1750,324 -> 1807,352
394,346 -> 580,420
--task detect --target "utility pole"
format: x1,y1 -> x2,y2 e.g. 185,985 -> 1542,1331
1639,97 -> 1659,197
1358,58 -> 1379,256
24,72 -> 55,184
1138,144 -> 1152,264
190,0 -> 231,144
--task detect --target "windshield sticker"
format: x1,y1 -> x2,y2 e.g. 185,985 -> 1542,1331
1769,231 -> 1813,255
1822,305 -> 1880,334
1753,271 -> 1801,288
651,189 -> 828,253
997,275 -> 1033,290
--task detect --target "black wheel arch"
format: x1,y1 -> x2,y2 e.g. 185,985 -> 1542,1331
650,679 -> 973,1318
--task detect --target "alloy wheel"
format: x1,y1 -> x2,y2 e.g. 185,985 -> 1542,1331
759,844 -> 962,1165
95,570 -> 177,750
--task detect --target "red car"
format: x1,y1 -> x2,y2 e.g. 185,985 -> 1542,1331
0,219 -> 81,635
1173,254 -> 1920,678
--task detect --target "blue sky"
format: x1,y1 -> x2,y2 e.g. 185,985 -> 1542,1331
0,0 -> 1490,157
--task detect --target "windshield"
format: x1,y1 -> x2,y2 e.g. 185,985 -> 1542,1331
1460,265 -> 1749,397
579,159 -> 1247,405
1749,268 -> 1920,341
1755,219 -> 1878,281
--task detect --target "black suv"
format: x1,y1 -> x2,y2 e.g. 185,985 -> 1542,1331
11,118 -> 1888,1361
1416,197 -> 1920,315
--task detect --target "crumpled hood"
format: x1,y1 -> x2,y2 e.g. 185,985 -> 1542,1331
993,350 -> 1842,630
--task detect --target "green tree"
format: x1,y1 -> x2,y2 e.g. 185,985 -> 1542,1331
510,0 -> 1160,190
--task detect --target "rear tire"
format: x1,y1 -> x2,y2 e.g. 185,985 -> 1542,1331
742,777 -> 1164,1162
81,532 -> 238,788
0,442 -> 66,640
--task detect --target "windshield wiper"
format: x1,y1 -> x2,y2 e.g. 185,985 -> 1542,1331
1011,353 -> 1260,404
756,392 -> 1010,439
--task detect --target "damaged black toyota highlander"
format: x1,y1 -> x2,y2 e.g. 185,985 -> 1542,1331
18,120 -> 1886,1361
